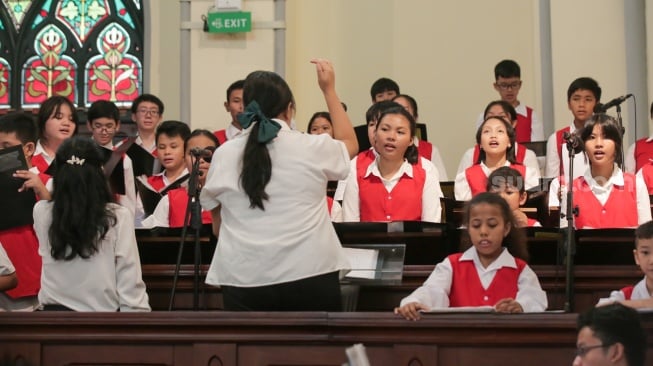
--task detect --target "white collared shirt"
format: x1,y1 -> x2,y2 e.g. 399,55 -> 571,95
341,156 -> 442,223
399,247 -> 547,312
413,138 -> 448,181
33,140 -> 55,166
544,123 -> 589,179
598,277 -> 652,305
225,123 -> 243,141
0,243 -> 38,312
200,120 -> 352,287
135,135 -> 156,154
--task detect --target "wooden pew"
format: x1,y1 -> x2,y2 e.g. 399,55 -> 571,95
1,311 -> 651,366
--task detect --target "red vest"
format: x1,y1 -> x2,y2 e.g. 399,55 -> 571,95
0,226 -> 41,298
417,140 -> 433,161
640,163 -> 653,194
326,196 -> 334,214
527,218 -> 539,227
620,286 -> 634,300
472,144 -> 527,165
448,253 -> 526,307
515,106 -> 533,143
147,175 -> 166,192
356,149 -> 376,168
464,163 -> 526,197
213,129 -> 228,145
357,158 -> 426,222
572,174 -> 638,229
634,138 -> 653,172
167,188 -> 212,228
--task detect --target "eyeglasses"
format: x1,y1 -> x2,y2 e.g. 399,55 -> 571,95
496,81 -> 522,90
137,109 -> 160,116
92,124 -> 116,132
575,344 -> 610,357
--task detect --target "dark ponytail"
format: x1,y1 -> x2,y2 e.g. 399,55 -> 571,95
239,71 -> 294,210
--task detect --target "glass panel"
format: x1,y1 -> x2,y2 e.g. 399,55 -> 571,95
1,0 -> 33,30
55,0 -> 111,46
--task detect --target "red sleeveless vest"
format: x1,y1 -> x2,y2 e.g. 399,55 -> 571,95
417,140 -> 433,161
464,163 -> 526,197
167,188 -> 212,228
515,106 -> 533,143
448,252 -> 526,307
640,164 -> 653,194
572,174 -> 638,229
0,226 -> 41,298
634,138 -> 653,172
147,175 -> 166,192
356,158 -> 426,222
213,129 -> 228,145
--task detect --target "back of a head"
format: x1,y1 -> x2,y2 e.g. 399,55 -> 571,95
577,303 -> 647,366
567,77 -> 602,102
50,136 -> 116,260
486,166 -> 525,193
88,100 -> 120,123
0,111 -> 38,145
370,77 -> 400,101
484,100 -> 518,122
243,71 -> 294,120
155,120 -> 191,142
494,60 -> 520,79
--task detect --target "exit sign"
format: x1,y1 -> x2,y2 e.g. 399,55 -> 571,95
206,12 -> 252,33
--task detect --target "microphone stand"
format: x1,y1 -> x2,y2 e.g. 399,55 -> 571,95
168,155 -> 203,311
562,136 -> 579,313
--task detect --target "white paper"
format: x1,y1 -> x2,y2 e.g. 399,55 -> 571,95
343,248 -> 379,279
422,305 -> 495,313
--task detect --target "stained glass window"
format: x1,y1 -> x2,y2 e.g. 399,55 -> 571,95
0,0 -> 144,110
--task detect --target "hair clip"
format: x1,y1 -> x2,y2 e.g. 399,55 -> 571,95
66,155 -> 85,166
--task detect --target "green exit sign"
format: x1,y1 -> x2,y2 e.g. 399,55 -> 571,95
206,12 -> 252,33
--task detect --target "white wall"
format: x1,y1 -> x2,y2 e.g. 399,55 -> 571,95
147,0 -> 649,177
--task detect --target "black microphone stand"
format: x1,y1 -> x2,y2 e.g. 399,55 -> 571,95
562,134 -> 579,313
168,155 -> 203,311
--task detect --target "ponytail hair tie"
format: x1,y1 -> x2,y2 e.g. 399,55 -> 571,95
238,101 -> 281,143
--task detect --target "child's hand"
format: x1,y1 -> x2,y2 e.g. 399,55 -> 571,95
13,170 -> 51,200
394,302 -> 429,321
512,208 -> 529,228
494,298 -> 523,313
310,59 -> 335,93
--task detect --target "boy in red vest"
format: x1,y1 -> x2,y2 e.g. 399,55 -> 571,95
625,101 -> 653,173
213,79 -> 244,144
475,60 -> 544,143
597,220 -> 653,308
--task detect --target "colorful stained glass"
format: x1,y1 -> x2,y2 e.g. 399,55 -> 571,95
0,40 -> 9,108
114,0 -> 134,29
85,22 -> 140,106
55,0 -> 111,46
132,0 -> 140,10
1,0 -> 33,30
22,24 -> 77,107
31,0 -> 54,29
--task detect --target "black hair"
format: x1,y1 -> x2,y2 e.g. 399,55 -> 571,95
580,113 -> 624,167
241,70 -> 294,210
0,111 -> 38,145
392,94 -> 419,119
486,166 -> 526,193
375,105 -> 419,165
483,100 -> 517,122
649,101 -> 653,119
635,220 -> 653,249
494,60 -> 521,80
185,128 -> 220,151
460,192 -> 529,262
365,100 -> 402,125
370,77 -> 400,101
567,77 -> 602,102
226,80 -> 245,101
307,112 -> 332,133
131,93 -> 165,115
155,120 -> 191,144
474,116 -> 517,165
87,100 -> 120,123
49,136 -> 117,260
577,303 -> 647,366
37,96 -> 79,140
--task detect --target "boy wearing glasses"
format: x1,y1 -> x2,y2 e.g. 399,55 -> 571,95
130,93 -> 164,154
574,303 -> 646,366
475,59 -> 544,143
87,100 -> 137,217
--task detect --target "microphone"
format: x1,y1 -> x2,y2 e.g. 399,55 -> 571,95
189,147 -> 214,159
594,94 -> 633,113
563,131 -> 583,154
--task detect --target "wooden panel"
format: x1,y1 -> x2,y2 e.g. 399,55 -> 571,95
41,345 -> 174,366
